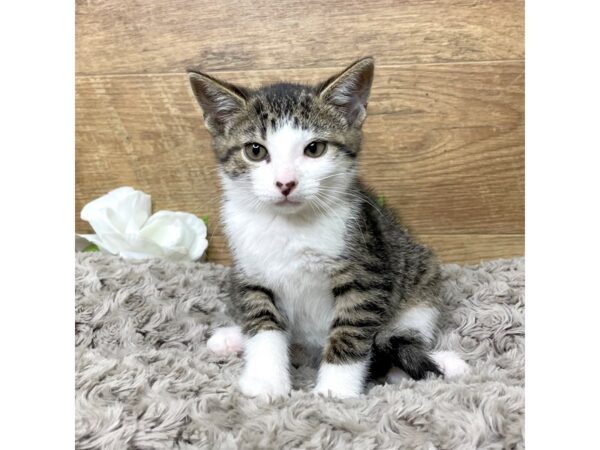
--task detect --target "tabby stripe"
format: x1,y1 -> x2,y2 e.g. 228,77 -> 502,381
241,284 -> 275,303
331,317 -> 381,329
253,102 -> 264,115
331,141 -> 357,158
218,146 -> 241,164
361,261 -> 387,274
326,337 -> 370,362
332,282 -> 353,297
330,325 -> 368,338
332,265 -> 352,277
245,308 -> 279,323
242,319 -> 283,335
332,280 -> 392,297
362,201 -> 387,254
411,260 -> 428,286
330,334 -> 359,353
360,299 -> 387,315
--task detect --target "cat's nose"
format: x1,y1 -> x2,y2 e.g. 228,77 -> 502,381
275,180 -> 297,197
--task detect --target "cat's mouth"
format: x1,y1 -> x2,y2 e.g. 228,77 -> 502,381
274,198 -> 303,207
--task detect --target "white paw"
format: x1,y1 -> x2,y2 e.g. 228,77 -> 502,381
314,379 -> 361,399
385,367 -> 411,384
432,351 -> 470,379
239,371 -> 291,398
238,330 -> 291,399
313,361 -> 368,399
207,326 -> 245,355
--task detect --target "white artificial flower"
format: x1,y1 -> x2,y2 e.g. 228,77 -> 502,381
138,211 -> 208,261
78,187 -> 208,261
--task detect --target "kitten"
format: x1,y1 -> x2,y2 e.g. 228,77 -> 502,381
188,57 -> 468,399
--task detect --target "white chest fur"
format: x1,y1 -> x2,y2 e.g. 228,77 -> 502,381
223,199 -> 351,349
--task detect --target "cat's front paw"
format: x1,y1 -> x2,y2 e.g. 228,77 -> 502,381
313,379 -> 361,399
238,330 -> 291,399
313,361 -> 368,399
239,370 -> 291,398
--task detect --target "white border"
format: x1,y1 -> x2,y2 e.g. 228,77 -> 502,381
527,1 -> 600,448
0,2 -> 74,448
2,1 -> 600,448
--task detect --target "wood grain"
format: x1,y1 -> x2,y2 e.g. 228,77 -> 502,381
76,0 -> 524,75
76,62 -> 523,263
76,0 -> 524,264
200,233 -> 523,266
422,234 -> 523,265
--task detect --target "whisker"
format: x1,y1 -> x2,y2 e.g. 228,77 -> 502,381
315,190 -> 368,246
313,172 -> 348,183
312,192 -> 347,228
317,186 -> 386,219
317,189 -> 372,246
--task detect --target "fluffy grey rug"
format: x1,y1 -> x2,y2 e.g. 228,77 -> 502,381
75,253 -> 524,450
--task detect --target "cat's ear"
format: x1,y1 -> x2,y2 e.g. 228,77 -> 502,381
317,57 -> 375,126
187,70 -> 248,134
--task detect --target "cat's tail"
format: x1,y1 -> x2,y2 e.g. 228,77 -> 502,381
388,335 -> 443,379
370,333 -> 440,380
371,334 -> 470,381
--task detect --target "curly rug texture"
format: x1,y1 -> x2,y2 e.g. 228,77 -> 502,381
75,253 -> 524,450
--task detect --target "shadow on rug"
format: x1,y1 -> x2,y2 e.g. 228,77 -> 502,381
75,253 -> 524,450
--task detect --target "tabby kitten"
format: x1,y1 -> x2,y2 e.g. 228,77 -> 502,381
189,57 -> 468,399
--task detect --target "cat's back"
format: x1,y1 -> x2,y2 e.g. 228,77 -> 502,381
346,182 -> 442,300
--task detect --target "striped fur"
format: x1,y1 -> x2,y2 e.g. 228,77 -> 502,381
189,58 -> 445,397
231,269 -> 287,335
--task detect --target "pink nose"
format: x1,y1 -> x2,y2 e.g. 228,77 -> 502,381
275,180 -> 297,196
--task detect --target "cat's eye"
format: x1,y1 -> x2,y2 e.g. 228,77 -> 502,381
304,141 -> 327,158
243,143 -> 269,162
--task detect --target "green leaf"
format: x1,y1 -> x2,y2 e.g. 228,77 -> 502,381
377,195 -> 385,207
83,243 -> 100,252
201,215 -> 209,225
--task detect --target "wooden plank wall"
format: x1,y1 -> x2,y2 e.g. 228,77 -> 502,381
76,0 -> 524,265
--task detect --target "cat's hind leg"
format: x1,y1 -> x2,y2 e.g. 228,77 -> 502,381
374,304 -> 470,380
206,325 -> 245,355
375,304 -> 443,379
431,350 -> 470,379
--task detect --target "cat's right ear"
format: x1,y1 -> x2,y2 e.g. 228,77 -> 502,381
187,70 -> 247,134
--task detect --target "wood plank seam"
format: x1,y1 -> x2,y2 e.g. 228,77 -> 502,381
75,59 -> 526,77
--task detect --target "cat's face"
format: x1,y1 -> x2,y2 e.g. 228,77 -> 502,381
188,58 -> 374,215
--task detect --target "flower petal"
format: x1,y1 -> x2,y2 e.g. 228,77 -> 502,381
188,235 -> 208,261
77,233 -> 119,254
140,217 -> 185,249
113,189 -> 152,234
81,187 -> 151,235
140,210 -> 208,261
113,233 -> 166,259
79,188 -> 208,262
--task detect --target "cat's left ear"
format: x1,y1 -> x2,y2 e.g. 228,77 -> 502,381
317,57 -> 374,126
